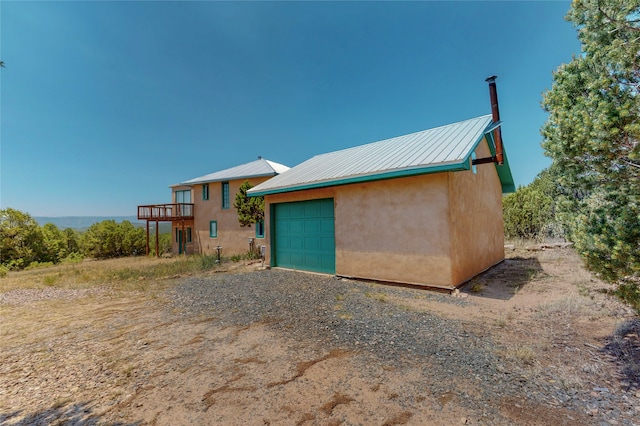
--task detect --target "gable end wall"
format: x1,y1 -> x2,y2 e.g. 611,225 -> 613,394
448,137 -> 505,286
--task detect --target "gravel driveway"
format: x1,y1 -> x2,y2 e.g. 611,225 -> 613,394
167,268 -> 638,426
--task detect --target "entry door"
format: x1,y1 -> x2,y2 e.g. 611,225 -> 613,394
273,198 -> 335,274
177,230 -> 184,254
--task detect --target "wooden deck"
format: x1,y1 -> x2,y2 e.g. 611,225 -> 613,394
137,203 -> 194,221
137,203 -> 194,257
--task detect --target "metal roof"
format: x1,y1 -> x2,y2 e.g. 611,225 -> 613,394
248,115 -> 515,196
180,158 -> 289,185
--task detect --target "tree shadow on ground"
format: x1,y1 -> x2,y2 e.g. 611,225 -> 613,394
600,318 -> 640,391
0,401 -> 140,426
460,256 -> 544,301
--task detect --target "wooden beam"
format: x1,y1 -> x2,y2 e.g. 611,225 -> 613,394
145,221 -> 150,256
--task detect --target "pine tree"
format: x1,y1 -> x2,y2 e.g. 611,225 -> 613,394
541,0 -> 640,309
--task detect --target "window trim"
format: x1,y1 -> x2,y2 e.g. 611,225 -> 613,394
175,189 -> 191,204
209,220 -> 218,238
221,181 -> 230,209
255,220 -> 265,238
202,183 -> 209,201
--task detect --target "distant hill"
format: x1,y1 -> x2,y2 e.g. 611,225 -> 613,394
35,216 -> 143,230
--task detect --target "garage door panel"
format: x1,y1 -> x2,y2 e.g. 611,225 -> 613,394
304,237 -> 320,250
290,220 -> 304,233
320,219 -> 334,233
321,255 -> 334,269
304,202 -> 321,217
290,252 -> 304,265
273,199 -> 335,274
321,237 -> 334,250
290,237 -> 304,250
320,201 -> 334,216
304,220 -> 320,233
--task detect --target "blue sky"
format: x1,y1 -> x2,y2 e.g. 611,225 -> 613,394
1,1 -> 580,217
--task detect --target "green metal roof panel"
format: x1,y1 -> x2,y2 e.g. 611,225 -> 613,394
249,115 -> 515,196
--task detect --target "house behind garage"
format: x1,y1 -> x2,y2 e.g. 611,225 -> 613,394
248,115 -> 515,290
138,157 -> 289,256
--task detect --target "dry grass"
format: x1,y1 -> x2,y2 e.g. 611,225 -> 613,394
470,282 -> 484,293
0,255 -> 228,294
513,346 -> 537,366
535,294 -> 593,318
365,291 -> 388,303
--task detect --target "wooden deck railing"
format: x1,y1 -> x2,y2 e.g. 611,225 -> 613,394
137,203 -> 194,221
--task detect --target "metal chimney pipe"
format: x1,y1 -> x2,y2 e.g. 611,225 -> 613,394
485,75 -> 504,165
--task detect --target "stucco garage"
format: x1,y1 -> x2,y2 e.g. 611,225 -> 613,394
248,114 -> 515,289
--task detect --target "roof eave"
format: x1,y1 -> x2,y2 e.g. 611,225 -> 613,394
480,128 -> 516,194
182,172 -> 279,186
248,161 -> 470,197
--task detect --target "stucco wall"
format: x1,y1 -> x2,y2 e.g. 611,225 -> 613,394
448,138 -> 505,286
195,177 -> 271,256
171,177 -> 271,256
335,174 -> 453,286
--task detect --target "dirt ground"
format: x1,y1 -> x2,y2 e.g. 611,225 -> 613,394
1,248 -> 638,425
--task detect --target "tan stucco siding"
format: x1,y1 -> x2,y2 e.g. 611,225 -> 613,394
263,174 -> 454,287
448,138 -> 505,286
173,177 -> 271,256
334,174 -> 452,286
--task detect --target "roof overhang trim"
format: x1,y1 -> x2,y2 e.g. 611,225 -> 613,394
248,161 -> 471,197
479,128 -> 516,193
181,172 -> 278,186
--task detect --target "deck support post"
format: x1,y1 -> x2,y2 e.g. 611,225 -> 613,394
181,221 -> 186,255
155,220 -> 160,258
145,221 -> 150,256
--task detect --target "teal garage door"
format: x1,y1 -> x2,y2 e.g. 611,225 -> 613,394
273,198 -> 335,274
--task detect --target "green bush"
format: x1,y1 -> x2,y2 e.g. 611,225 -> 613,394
503,170 -> 559,241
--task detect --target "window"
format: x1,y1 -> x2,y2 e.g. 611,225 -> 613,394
209,221 -> 218,238
187,227 -> 192,243
221,181 -> 230,209
256,221 -> 265,238
175,190 -> 192,216
175,189 -> 191,203
202,184 -> 209,201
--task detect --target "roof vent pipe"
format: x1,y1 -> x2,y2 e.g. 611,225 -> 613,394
485,75 -> 504,165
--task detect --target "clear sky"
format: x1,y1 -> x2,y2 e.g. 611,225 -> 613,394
1,1 -> 580,217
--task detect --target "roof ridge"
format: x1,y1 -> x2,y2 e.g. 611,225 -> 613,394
180,157 -> 289,185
